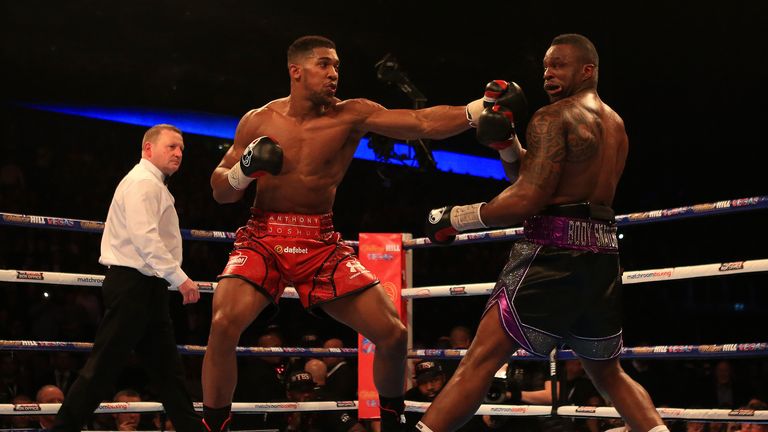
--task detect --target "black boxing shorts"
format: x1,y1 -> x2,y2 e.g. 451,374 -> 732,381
218,209 -> 379,309
482,203 -> 624,360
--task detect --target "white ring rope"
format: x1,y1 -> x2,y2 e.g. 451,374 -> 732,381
3,257 -> 767,300
405,258 -> 768,298
3,199 -> 766,426
1,401 -> 766,423
0,401 -> 355,416
0,270 -> 296,299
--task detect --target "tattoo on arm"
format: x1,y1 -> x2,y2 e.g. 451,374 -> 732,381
525,109 -> 565,189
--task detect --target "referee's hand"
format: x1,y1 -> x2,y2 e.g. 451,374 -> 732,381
178,278 -> 201,304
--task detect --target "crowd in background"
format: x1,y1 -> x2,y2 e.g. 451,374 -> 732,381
1,107 -> 767,430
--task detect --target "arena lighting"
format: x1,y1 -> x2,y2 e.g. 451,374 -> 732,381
18,102 -> 506,180
374,53 -> 436,172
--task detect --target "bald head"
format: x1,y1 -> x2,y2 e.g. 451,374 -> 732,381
36,385 -> 64,403
305,359 -> 328,386
36,385 -> 64,429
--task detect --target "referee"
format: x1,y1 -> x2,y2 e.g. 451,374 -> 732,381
52,124 -> 203,431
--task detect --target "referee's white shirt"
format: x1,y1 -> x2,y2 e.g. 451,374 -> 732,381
99,158 -> 188,287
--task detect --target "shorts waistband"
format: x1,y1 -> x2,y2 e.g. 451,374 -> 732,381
539,202 -> 615,222
523,214 -> 618,253
248,208 -> 334,239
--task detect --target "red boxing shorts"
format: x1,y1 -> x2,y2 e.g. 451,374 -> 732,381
218,209 -> 379,309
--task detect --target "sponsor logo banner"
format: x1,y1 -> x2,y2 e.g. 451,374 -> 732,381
719,262 -> 744,271
3,214 -> 31,223
575,406 -> 597,413
79,221 -> 104,230
76,276 -> 104,284
14,403 -> 42,412
358,233 -> 405,419
17,271 -> 44,280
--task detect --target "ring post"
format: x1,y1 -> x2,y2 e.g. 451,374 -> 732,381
357,233 -> 408,420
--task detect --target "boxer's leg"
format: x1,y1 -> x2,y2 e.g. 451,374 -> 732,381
580,356 -> 667,432
202,277 -> 272,431
417,303 -> 518,432
322,283 -> 408,430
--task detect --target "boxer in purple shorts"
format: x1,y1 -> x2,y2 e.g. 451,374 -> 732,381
484,203 -> 623,361
418,34 -> 669,432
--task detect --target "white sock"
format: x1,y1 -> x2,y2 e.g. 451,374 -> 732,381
416,421 -> 436,432
648,425 -> 670,432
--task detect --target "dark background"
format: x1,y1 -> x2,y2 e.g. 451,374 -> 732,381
2,0 -> 767,377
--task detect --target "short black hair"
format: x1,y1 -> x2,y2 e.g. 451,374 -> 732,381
551,33 -> 599,67
287,35 -> 336,64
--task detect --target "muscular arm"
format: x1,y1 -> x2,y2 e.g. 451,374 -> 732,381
480,106 -> 565,226
355,99 -> 470,140
211,110 -> 261,203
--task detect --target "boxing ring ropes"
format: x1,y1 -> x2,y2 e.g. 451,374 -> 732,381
2,195 -> 768,427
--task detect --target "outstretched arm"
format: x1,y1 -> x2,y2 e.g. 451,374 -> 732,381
355,99 -> 470,140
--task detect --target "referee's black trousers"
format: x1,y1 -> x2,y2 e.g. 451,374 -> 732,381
52,266 -> 202,431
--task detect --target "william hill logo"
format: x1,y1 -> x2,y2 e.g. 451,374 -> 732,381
274,245 -> 308,255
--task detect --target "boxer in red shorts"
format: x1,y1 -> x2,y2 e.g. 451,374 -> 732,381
220,209 -> 378,308
201,35 -> 476,432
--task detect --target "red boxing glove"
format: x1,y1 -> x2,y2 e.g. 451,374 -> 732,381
483,80 -> 511,107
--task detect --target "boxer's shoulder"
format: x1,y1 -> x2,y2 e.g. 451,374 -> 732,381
334,98 -> 385,114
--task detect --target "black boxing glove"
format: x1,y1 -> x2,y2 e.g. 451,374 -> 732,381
476,105 -> 515,149
492,81 -> 528,121
227,136 -> 284,190
426,203 -> 487,244
477,81 -> 528,162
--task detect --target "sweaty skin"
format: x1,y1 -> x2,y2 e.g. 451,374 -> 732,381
203,45 -> 468,417
419,41 -> 664,432
480,44 -> 628,226
211,48 -> 467,212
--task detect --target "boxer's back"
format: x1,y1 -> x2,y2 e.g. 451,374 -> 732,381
536,89 -> 628,207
